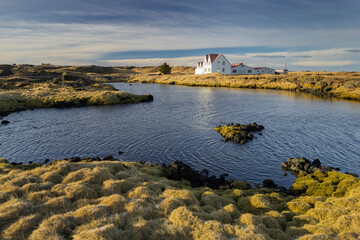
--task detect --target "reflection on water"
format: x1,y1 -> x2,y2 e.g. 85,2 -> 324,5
0,83 -> 359,187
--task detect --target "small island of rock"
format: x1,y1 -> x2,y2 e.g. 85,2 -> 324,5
214,122 -> 264,144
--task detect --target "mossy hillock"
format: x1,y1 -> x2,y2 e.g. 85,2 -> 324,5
1,156 -> 359,239
214,122 -> 264,144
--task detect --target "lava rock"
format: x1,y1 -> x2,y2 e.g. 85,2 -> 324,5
263,178 -> 277,189
103,155 -> 114,161
69,157 -> 81,162
281,157 -> 339,177
214,122 -> 264,144
162,160 -> 230,189
1,120 -> 10,125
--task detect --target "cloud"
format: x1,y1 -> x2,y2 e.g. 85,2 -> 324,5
0,18 -> 359,71
103,56 -> 202,67
345,49 -> 360,53
293,60 -> 357,67
252,55 -> 286,58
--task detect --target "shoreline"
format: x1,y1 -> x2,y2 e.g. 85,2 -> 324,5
127,71 -> 360,102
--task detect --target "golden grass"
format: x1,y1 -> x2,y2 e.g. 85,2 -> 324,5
0,160 -> 360,239
128,71 -> 360,101
0,79 -> 152,116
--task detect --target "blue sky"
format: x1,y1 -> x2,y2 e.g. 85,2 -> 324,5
0,0 -> 359,71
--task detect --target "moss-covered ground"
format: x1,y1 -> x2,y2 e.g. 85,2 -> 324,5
0,159 -> 359,240
0,73 -> 152,117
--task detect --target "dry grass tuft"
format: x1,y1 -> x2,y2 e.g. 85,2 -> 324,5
73,224 -> 122,240
102,179 -> 135,195
29,214 -> 75,240
2,214 -> 42,239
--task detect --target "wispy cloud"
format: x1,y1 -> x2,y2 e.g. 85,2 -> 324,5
0,0 -> 359,70
294,60 -> 358,67
345,49 -> 360,53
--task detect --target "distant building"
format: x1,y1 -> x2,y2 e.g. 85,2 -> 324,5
195,54 -> 231,75
195,54 -> 275,75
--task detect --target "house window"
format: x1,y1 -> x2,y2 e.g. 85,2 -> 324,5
218,61 -> 220,65
248,70 -> 252,73
222,68 -> 225,72
217,68 -> 220,72
233,70 -> 237,73
241,65 -> 243,67
223,61 -> 225,65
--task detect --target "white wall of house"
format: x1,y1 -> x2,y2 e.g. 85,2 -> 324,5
211,54 -> 231,74
195,54 -> 231,75
231,64 -> 256,75
254,67 -> 275,74
195,54 -> 275,75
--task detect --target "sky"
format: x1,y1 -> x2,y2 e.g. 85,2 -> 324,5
0,0 -> 360,71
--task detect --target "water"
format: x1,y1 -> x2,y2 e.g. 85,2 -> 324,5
1,83 -> 359,187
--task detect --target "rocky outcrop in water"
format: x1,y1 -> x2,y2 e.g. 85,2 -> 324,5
1,120 -> 10,125
281,157 -> 340,177
214,122 -> 264,144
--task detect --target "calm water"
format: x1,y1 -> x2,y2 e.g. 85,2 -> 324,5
1,83 -> 359,187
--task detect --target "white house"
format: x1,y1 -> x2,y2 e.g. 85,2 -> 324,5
195,54 -> 275,75
195,54 -> 232,75
231,63 -> 255,75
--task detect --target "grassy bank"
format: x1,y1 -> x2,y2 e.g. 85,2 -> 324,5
0,159 -> 359,239
0,73 -> 152,117
128,71 -> 360,101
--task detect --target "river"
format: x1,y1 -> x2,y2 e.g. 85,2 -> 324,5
1,82 -> 359,187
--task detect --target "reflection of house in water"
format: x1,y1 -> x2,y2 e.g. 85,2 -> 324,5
195,53 -> 278,75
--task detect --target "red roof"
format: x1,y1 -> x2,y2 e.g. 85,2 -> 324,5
206,54 -> 221,63
253,67 -> 265,69
231,63 -> 243,68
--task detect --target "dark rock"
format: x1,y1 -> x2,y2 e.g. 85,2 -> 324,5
1,120 -> 10,125
69,157 -> 81,162
43,159 -> 50,164
281,157 -> 339,177
103,155 -> 114,161
312,158 -> 321,168
162,160 -> 229,189
92,157 -> 101,161
201,169 -> 209,176
263,178 -> 277,189
282,172 -> 288,176
220,173 -> 229,182
118,151 -> 124,155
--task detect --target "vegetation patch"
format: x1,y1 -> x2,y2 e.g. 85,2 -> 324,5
214,122 -> 264,144
0,156 -> 359,239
